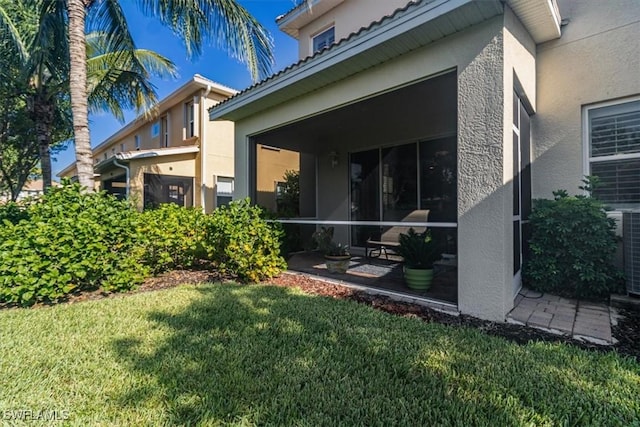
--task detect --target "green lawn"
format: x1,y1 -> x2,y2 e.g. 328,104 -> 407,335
1,283 -> 639,426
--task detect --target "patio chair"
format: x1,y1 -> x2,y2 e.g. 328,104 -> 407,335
365,209 -> 429,259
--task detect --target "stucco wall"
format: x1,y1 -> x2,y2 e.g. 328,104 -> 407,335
203,117 -> 235,212
255,145 -> 300,212
296,0 -> 411,59
128,153 -> 197,210
533,0 -> 640,199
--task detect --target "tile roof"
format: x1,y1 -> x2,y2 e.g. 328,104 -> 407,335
210,0 -> 423,112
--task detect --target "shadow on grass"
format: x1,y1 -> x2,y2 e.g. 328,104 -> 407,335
111,284 -> 640,425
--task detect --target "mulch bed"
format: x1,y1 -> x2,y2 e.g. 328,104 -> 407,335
3,269 -> 639,361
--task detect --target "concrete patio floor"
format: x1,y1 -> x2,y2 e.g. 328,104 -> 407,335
507,288 -> 618,345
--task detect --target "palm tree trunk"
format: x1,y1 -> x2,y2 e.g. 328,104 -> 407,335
68,0 -> 93,190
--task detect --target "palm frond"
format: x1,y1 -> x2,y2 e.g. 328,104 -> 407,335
86,31 -> 177,122
0,1 -> 30,63
138,0 -> 274,81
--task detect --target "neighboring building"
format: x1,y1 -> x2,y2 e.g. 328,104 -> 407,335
59,74 -> 299,212
209,0 -> 640,320
59,74 -> 236,211
0,179 -> 59,202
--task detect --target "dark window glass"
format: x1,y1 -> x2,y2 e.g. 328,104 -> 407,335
144,174 -> 194,209
350,149 -> 380,246
520,102 -> 531,219
381,143 -> 417,221
419,136 -> 457,222
513,130 -> 520,216
513,221 -> 521,274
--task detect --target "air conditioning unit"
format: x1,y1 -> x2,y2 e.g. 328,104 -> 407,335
623,211 -> 640,295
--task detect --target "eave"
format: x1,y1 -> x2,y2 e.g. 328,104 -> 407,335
210,0 -> 504,122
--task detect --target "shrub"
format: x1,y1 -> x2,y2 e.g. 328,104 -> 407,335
0,183 -> 148,305
0,200 -> 30,224
138,204 -> 208,273
523,184 -> 623,300
205,198 -> 286,282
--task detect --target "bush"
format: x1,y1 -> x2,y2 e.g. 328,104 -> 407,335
0,183 -> 148,305
205,198 -> 286,282
0,200 -> 30,224
138,204 -> 208,273
523,186 -> 623,300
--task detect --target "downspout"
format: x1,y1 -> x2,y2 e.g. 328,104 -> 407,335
201,84 -> 212,212
113,154 -> 130,198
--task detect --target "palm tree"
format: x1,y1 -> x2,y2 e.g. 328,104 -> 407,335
0,0 -> 177,190
0,0 -> 69,189
67,0 -> 275,188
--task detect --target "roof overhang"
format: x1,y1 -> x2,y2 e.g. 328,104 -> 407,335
56,162 -> 77,178
277,0 -> 346,39
210,0 -> 504,122
507,0 -> 561,43
93,146 -> 199,173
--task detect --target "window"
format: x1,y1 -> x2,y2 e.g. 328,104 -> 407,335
216,176 -> 234,207
111,148 -> 116,157
120,143 -> 126,152
151,121 -> 160,138
143,174 -> 194,209
275,181 -> 286,200
103,152 -> 107,160
349,136 -> 457,247
186,102 -> 195,138
135,135 -> 141,150
312,26 -> 335,53
586,98 -> 640,208
161,116 -> 169,147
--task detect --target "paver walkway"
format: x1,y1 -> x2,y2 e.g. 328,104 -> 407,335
507,288 -> 616,344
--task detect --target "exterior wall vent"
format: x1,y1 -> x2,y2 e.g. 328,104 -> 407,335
623,211 -> 640,295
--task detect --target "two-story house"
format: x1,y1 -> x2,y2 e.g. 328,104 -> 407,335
209,0 -> 640,321
59,74 -> 299,212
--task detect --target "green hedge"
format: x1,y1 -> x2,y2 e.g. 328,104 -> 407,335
0,184 -> 148,305
0,185 -> 286,306
138,204 -> 208,273
206,199 -> 287,282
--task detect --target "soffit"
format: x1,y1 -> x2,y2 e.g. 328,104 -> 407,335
507,0 -> 561,43
210,0 -> 503,122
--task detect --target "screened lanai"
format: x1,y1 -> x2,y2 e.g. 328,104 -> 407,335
251,71 -> 459,304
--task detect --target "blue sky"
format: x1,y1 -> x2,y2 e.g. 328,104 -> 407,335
53,0 -> 300,178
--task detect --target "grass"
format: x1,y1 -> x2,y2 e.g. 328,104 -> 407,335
1,283 -> 639,426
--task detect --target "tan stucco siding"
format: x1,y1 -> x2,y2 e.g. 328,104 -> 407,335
128,154 -> 197,210
255,145 -> 300,212
297,0 -> 412,59
533,0 -> 640,199
203,119 -> 235,212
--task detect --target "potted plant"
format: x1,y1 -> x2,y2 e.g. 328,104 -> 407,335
396,228 -> 439,290
312,227 -> 351,274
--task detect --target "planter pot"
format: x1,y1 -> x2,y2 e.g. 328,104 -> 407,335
325,255 -> 351,274
403,266 -> 434,290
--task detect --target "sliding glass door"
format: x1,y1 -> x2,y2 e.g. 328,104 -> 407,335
350,150 -> 380,247
349,136 -> 457,248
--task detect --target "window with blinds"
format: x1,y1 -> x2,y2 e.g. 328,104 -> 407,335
312,27 -> 335,53
216,176 -> 234,207
588,99 -> 640,208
